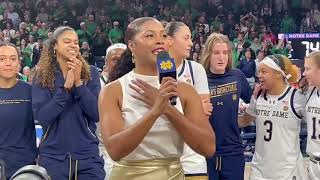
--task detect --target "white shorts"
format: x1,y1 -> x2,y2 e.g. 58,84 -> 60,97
180,143 -> 207,175
250,159 -> 307,180
99,144 -> 114,180
96,123 -> 114,180
293,159 -> 308,180
308,159 -> 320,180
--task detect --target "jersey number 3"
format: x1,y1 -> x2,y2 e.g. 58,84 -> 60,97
311,117 -> 320,140
264,120 -> 273,142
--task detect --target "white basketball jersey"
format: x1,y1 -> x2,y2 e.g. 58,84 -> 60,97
306,87 -> 320,157
177,60 -> 194,85
248,86 -> 307,180
177,60 -> 208,174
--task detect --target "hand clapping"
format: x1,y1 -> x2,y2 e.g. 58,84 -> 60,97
64,56 -> 83,89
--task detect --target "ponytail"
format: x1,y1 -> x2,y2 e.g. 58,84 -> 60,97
108,48 -> 135,83
285,63 -> 299,84
272,54 -> 299,84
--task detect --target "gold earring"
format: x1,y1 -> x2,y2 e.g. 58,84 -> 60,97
132,53 -> 135,63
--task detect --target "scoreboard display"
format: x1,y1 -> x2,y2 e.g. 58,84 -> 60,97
278,33 -> 320,60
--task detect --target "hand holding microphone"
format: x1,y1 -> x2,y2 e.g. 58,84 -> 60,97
129,77 -> 178,117
156,51 -> 177,105
129,51 -> 178,116
151,76 -> 178,117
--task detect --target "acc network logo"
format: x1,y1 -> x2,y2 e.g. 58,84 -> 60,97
160,60 -> 174,70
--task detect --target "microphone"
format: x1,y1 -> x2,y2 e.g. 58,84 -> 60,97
156,51 -> 177,105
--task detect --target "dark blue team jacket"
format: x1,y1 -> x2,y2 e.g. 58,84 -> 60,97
32,66 -> 101,160
0,80 -> 37,178
207,68 -> 252,156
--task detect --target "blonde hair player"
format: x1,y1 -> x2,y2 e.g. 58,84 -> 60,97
239,54 -> 308,180
201,33 -> 252,180
303,51 -> 320,180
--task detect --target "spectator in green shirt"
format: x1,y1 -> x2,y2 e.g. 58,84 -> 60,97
191,23 -> 200,39
108,21 -> 123,44
103,21 -> 113,39
37,22 -> 49,40
22,45 -> 32,68
250,36 -> 262,54
23,13 -> 33,32
11,31 -> 21,47
86,14 -> 97,36
21,66 -> 31,82
31,25 -> 39,39
211,16 -> 221,32
76,22 -> 91,46
280,11 -> 296,33
272,39 -> 291,57
23,34 -> 37,67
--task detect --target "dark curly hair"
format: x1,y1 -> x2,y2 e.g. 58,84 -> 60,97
108,17 -> 158,82
33,26 -> 90,90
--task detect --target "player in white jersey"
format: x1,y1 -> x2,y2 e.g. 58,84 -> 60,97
238,54 -> 308,180
303,51 -> 320,180
165,22 -> 212,179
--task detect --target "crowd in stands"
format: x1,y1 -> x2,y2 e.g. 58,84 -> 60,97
0,0 -> 319,81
